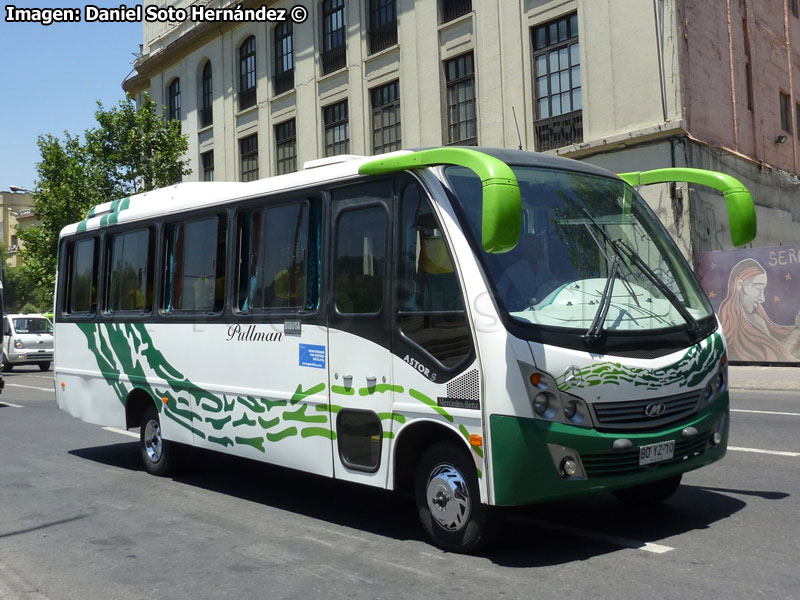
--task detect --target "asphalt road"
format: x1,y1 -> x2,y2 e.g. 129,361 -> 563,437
1,367 -> 799,599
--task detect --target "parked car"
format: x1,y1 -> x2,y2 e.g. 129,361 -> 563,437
2,313 -> 54,371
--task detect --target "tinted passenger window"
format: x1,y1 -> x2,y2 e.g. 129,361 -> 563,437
164,215 -> 226,313
107,229 -> 153,312
237,200 -> 319,311
398,185 -> 472,368
334,207 -> 387,314
67,238 -> 97,313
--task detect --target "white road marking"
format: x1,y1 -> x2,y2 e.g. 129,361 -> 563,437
0,401 -> 23,408
514,518 -> 674,554
102,427 -> 139,439
728,446 -> 800,457
4,383 -> 54,393
732,408 -> 800,417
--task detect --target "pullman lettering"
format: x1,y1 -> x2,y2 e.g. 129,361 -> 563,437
226,324 -> 283,342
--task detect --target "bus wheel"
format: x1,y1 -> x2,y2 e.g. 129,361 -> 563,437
415,442 -> 492,553
613,474 -> 682,505
140,405 -> 174,477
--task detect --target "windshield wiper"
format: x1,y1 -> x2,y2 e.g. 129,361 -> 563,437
583,255 -> 620,343
613,238 -> 700,335
580,209 -> 640,307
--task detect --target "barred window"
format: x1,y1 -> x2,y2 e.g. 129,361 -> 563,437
322,0 -> 346,74
275,119 -> 297,174
200,61 -> 213,127
324,100 -> 349,157
240,134 -> 259,182
440,0 -> 471,24
445,53 -> 477,146
371,80 -> 401,154
239,36 -> 256,111
168,78 -> 181,121
368,0 -> 397,55
273,22 -> 294,95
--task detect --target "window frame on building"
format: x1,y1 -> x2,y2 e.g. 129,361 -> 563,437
368,0 -> 397,55
273,21 -> 294,95
200,61 -> 213,128
531,12 -> 583,151
168,78 -> 181,122
323,100 -> 350,157
239,134 -> 259,182
275,119 -> 297,175
321,0 -> 346,74
201,150 -> 214,182
444,52 -> 477,146
780,91 -> 792,133
371,80 -> 401,154
440,0 -> 471,24
239,36 -> 257,111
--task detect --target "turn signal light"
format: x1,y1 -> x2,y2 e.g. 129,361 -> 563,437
162,396 -> 169,404
469,434 -> 483,447
530,373 -> 542,387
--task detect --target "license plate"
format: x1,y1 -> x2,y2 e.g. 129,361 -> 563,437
638,440 -> 675,466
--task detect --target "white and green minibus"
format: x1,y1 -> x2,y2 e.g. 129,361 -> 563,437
54,147 -> 756,552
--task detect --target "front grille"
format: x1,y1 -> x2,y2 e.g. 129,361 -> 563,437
24,352 -> 52,360
591,390 -> 703,431
582,434 -> 710,478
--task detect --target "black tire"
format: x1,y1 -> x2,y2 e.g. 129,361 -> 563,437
613,474 -> 683,505
414,441 -> 495,553
140,405 -> 175,477
2,355 -> 12,372
37,361 -> 51,371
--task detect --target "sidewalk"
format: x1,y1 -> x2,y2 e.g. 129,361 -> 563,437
729,365 -> 800,391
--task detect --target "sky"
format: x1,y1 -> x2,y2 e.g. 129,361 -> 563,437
0,2 -> 142,192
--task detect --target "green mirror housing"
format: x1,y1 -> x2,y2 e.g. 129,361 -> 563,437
358,148 -> 522,253
618,167 -> 757,247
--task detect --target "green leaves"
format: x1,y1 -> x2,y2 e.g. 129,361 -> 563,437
15,94 -> 191,308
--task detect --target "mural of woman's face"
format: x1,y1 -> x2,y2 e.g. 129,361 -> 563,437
738,273 -> 767,314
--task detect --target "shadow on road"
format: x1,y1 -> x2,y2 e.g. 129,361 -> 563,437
69,442 -> 773,565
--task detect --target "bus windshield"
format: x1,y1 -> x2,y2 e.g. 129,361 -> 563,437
445,165 -> 714,338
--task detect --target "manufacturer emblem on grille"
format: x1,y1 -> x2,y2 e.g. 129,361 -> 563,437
644,402 -> 667,418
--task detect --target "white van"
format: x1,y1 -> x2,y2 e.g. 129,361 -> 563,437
3,313 -> 54,371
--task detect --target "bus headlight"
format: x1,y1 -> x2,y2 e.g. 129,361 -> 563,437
519,363 -> 594,428
533,392 -> 552,415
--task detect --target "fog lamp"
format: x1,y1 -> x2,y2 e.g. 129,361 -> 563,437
560,458 -> 578,478
712,432 -> 723,445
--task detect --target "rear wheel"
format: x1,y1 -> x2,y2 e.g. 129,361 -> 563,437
414,442 -> 494,553
613,474 -> 682,505
140,405 -> 175,476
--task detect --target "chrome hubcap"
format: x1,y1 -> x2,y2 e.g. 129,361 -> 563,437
426,463 -> 470,531
143,419 -> 162,463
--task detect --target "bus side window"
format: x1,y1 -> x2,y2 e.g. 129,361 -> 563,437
65,237 -> 98,314
106,228 -> 153,313
163,215 -> 226,313
334,207 -> 386,314
397,185 -> 472,368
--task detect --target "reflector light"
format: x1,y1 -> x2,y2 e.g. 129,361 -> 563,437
162,397 -> 169,404
469,434 -> 483,447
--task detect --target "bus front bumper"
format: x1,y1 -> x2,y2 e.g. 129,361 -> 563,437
489,395 -> 729,506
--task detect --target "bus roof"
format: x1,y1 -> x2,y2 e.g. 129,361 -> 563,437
59,147 -> 617,239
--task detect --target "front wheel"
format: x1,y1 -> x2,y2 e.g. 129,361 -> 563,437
613,474 -> 682,505
140,405 -> 175,476
2,354 -> 12,372
414,442 -> 495,553
37,361 -> 51,371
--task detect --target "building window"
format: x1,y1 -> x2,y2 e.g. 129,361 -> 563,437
440,0 -> 471,24
321,0 -> 346,74
239,36 -> 257,111
275,119 -> 297,174
796,103 -> 800,140
168,78 -> 181,121
274,22 -> 294,95
371,80 -> 401,154
368,0 -> 397,55
200,61 -> 213,128
780,91 -> 791,133
240,134 -> 259,182
532,13 -> 583,151
792,0 -> 799,18
445,53 -> 477,146
201,150 -> 214,181
324,100 -> 349,157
